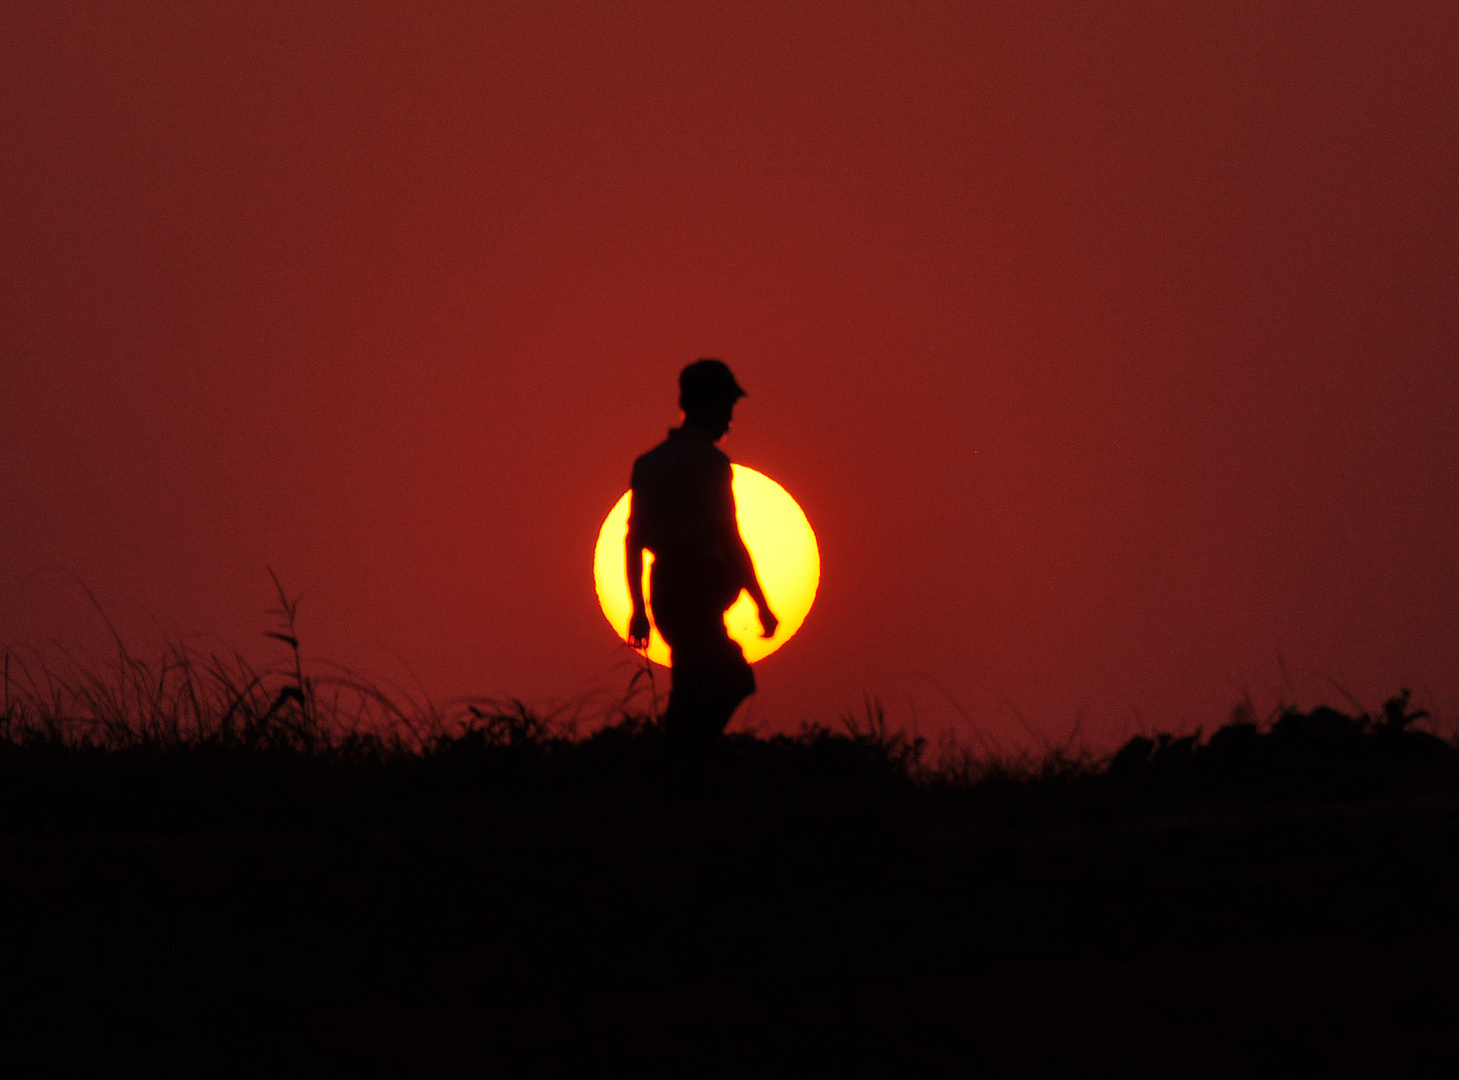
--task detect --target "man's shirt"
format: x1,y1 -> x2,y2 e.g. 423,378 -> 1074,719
628,427 -> 741,573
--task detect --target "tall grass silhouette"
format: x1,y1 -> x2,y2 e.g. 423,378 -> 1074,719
2,577 -> 422,753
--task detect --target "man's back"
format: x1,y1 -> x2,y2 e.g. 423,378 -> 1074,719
629,427 -> 738,567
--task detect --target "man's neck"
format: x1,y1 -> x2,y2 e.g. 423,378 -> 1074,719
676,422 -> 722,442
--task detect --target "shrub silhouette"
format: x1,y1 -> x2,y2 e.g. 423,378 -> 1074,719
1106,689 -> 1458,806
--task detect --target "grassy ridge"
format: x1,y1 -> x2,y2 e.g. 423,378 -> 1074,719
4,617 -> 1455,827
3,608 -> 1459,1075
4,576 -> 1455,812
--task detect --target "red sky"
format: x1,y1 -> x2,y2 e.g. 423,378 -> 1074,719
3,1 -> 1456,750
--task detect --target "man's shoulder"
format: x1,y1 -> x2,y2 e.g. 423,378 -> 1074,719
631,438 -> 671,468
630,440 -> 671,482
632,431 -> 730,483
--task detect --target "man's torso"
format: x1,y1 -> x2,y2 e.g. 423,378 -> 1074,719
630,428 -> 741,608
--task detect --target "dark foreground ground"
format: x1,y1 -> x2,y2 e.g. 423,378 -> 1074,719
3,706 -> 1459,1077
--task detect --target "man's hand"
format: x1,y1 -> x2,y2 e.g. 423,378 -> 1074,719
757,602 -> 779,639
628,608 -> 652,649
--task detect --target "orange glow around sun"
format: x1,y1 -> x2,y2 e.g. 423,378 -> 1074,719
594,465 -> 819,666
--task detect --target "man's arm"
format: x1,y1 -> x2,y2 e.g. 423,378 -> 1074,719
730,531 -> 778,638
717,470 -> 778,638
626,512 -> 651,649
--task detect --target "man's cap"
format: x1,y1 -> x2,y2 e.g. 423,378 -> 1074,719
679,358 -> 746,411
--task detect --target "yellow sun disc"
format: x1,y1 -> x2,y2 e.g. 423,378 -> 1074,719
594,465 -> 819,667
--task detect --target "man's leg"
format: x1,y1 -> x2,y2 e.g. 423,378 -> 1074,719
658,613 -> 754,788
664,633 -> 753,739
663,657 -> 722,757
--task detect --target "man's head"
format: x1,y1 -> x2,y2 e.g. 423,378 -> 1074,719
679,359 -> 746,440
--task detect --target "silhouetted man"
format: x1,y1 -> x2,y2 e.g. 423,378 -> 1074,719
627,360 -> 778,754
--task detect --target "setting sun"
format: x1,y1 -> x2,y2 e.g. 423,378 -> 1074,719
594,465 -> 819,666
